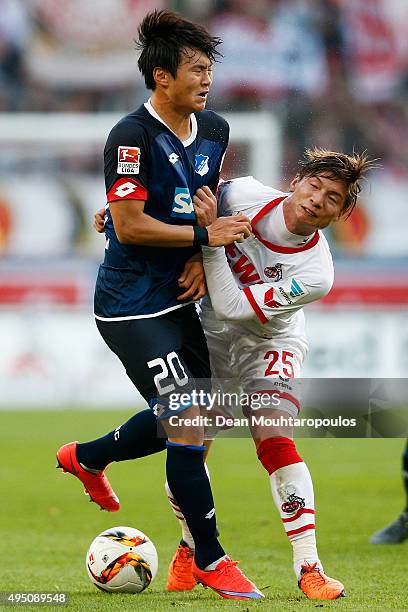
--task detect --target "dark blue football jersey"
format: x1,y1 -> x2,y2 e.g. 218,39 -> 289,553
94,101 -> 229,320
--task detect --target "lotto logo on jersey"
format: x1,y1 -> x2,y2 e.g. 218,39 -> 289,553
171,187 -> 196,219
106,177 -> 148,202
117,146 -> 141,174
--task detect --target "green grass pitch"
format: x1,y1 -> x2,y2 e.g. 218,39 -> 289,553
1,410 -> 407,611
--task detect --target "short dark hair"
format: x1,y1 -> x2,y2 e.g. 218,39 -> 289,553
135,10 -> 222,90
297,148 -> 377,218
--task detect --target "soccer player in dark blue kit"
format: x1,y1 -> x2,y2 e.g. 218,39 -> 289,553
56,10 -> 263,600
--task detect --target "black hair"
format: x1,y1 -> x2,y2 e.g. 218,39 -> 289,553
136,9 -> 222,90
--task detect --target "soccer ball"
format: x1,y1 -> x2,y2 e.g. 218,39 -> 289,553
86,526 -> 158,593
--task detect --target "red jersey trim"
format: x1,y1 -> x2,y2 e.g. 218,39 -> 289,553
107,177 -> 148,203
251,196 -> 286,225
244,287 -> 268,324
251,196 -> 320,254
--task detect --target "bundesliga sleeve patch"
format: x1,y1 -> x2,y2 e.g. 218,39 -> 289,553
107,177 -> 148,202
117,146 -> 141,174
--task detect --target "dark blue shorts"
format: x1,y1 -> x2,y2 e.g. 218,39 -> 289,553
96,304 -> 211,418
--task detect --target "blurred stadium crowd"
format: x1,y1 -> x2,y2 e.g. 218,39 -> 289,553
1,0 -> 408,258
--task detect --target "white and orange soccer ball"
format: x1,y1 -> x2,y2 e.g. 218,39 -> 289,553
86,526 -> 158,593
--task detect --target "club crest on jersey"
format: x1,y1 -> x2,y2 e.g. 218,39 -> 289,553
194,154 -> 209,176
117,146 -> 141,174
172,187 -> 196,219
264,263 -> 283,281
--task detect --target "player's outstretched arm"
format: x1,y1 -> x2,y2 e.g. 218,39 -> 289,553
202,247 -> 327,322
192,185 -> 253,246
108,199 -> 251,248
202,247 -> 255,320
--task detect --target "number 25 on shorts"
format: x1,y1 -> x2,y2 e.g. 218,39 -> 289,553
264,350 -> 294,378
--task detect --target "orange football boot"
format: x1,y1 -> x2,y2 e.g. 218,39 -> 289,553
299,562 -> 345,600
56,441 -> 120,512
192,556 -> 264,600
167,543 -> 197,591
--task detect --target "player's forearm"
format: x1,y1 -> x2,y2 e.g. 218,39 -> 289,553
202,246 -> 254,321
116,212 -> 195,247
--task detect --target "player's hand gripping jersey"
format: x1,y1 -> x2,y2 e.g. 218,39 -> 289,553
202,176 -> 334,339
94,100 -> 229,320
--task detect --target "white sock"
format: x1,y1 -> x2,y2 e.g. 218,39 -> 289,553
164,463 -> 211,550
204,555 -> 228,571
165,480 -> 195,549
269,461 -> 322,578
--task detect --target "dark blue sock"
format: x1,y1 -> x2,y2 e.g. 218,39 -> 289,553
403,441 -> 408,512
76,409 -> 166,470
166,442 -> 225,569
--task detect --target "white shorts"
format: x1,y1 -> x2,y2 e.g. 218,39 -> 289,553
200,306 -> 308,435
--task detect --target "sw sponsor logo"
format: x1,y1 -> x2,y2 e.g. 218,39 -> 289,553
172,187 -> 195,219
194,154 -> 209,176
290,278 -> 306,298
168,152 -> 179,164
117,146 -> 141,174
264,263 -> 283,281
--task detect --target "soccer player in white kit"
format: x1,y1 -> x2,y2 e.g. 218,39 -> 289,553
191,148 -> 373,600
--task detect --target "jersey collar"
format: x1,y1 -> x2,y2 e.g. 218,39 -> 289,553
144,99 -> 198,147
251,196 -> 320,254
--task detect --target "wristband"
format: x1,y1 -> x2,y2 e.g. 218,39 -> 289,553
193,226 -> 209,247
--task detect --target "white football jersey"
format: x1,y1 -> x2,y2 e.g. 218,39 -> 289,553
209,176 -> 334,339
